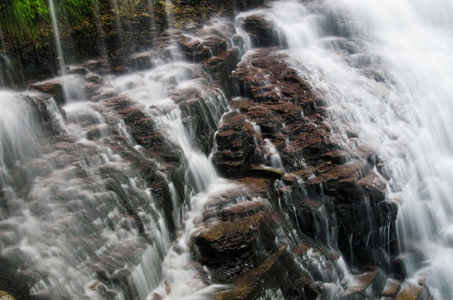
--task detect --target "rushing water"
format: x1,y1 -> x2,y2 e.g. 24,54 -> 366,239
249,0 -> 453,298
0,0 -> 452,298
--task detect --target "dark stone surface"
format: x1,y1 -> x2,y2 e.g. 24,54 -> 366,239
241,14 -> 288,48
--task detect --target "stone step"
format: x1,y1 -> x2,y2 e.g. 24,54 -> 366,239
340,268 -> 386,299
381,278 -> 402,298
395,278 -> 431,300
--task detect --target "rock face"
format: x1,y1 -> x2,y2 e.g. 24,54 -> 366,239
228,48 -> 398,254
240,14 -> 288,48
199,45 -> 400,298
0,5 -> 417,300
212,111 -> 258,177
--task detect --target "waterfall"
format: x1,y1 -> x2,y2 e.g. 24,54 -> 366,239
0,0 -> 452,298
253,0 -> 453,298
48,0 -> 66,72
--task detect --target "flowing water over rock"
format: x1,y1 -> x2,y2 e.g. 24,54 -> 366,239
0,0 -> 452,299
250,0 -> 453,298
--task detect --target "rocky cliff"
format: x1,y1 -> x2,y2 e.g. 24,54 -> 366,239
0,1 -> 432,299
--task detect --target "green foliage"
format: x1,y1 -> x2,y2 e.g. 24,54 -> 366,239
57,0 -> 95,23
0,0 -> 95,44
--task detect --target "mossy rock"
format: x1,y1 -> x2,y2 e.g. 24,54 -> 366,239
0,291 -> 16,300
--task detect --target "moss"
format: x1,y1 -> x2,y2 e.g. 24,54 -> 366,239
0,291 -> 16,300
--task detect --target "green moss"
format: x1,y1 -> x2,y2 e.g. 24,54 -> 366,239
0,0 -> 97,43
0,291 -> 16,300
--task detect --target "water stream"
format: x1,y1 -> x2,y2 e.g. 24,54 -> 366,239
48,0 -> 66,72
0,0 -> 452,298
251,0 -> 453,298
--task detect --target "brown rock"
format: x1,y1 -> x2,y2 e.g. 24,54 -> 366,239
241,14 -> 287,48
382,278 -> 402,297
212,111 -> 258,178
395,279 -> 430,300
193,212 -> 266,265
341,268 -> 386,299
29,79 -> 65,105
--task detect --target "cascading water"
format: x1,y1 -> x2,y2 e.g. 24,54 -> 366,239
248,0 -> 453,298
1,0 -> 452,298
48,0 -> 65,72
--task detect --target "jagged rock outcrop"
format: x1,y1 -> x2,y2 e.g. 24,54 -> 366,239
212,111 -> 258,177
198,44 -> 400,297
240,14 -> 288,48
0,5 -> 424,299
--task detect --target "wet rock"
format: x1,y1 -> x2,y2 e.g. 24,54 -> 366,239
353,246 -> 388,266
241,14 -> 287,48
340,268 -> 386,299
395,279 -> 431,300
193,212 -> 268,267
127,51 -> 160,71
203,47 -> 241,87
85,59 -> 111,75
382,278 -> 402,298
64,66 -> 88,75
229,47 -> 398,272
0,291 -> 16,300
391,251 -> 427,279
220,199 -> 266,221
179,36 -> 204,54
221,242 -> 317,300
29,79 -> 65,105
246,165 -> 285,179
0,256 -> 33,300
212,111 -> 258,178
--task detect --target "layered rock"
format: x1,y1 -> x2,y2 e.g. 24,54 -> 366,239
199,45 -> 401,297
0,7 -> 423,300
240,14 -> 288,48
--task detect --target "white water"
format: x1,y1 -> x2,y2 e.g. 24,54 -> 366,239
48,0 -> 65,72
254,0 -> 453,298
1,0 -> 452,298
0,87 -> 171,298
110,60 -> 239,299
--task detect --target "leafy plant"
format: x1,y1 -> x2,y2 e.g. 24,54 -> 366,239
0,0 -> 95,44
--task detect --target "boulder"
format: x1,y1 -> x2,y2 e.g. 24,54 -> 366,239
212,111 -> 259,178
29,79 -> 65,105
382,278 -> 402,298
395,279 -> 431,300
241,14 -> 287,48
340,268 -> 386,299
228,47 -> 398,270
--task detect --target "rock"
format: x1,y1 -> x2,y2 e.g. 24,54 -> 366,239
85,59 -> 111,74
220,199 -> 266,221
246,165 -> 285,179
127,51 -> 159,71
241,14 -> 287,48
64,66 -> 88,75
382,278 -> 402,298
193,212 -> 268,267
353,246 -> 388,266
203,47 -> 241,86
391,251 -> 427,279
228,47 -> 397,270
0,291 -> 16,300
212,111 -> 258,178
0,255 -> 34,300
395,279 -> 431,300
179,36 -> 204,53
29,79 -> 65,105
340,268 -> 386,299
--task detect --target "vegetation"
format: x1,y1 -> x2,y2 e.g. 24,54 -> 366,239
0,0 -> 95,43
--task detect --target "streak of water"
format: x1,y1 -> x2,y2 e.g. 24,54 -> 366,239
48,0 -> 65,72
257,0 -> 453,298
